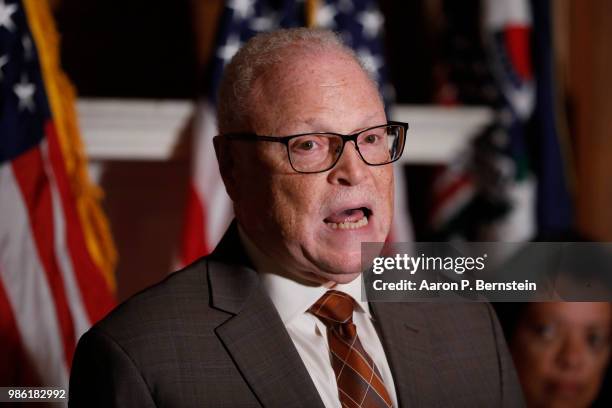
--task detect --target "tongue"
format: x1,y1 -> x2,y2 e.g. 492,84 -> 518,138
324,208 -> 365,223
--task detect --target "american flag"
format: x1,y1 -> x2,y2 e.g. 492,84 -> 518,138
179,0 -> 410,266
0,0 -> 116,389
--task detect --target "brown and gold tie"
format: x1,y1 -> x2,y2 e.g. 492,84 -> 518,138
309,290 -> 393,408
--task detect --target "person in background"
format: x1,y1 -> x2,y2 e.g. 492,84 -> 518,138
496,302 -> 612,408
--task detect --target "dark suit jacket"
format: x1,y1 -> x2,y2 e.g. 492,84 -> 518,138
69,223 -> 525,407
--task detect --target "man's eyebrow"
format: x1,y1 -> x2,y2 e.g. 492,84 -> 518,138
303,112 -> 383,133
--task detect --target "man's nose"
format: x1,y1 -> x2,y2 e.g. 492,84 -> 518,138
327,141 -> 368,186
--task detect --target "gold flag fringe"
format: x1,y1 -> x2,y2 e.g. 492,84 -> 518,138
23,0 -> 117,292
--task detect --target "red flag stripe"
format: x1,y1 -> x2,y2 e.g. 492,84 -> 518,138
177,101 -> 233,269
38,137 -> 93,342
504,25 -> 533,80
11,146 -> 76,369
44,123 -> 115,324
0,163 -> 70,386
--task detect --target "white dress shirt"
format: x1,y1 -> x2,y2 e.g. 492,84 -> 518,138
239,228 -> 398,408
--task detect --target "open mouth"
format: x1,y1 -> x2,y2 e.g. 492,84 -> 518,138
323,207 -> 372,230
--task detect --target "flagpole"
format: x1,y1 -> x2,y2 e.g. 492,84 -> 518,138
305,0 -> 319,28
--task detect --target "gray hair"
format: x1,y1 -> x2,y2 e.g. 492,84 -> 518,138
216,28 -> 379,133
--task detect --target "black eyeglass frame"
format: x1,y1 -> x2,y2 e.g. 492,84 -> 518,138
218,121 -> 408,174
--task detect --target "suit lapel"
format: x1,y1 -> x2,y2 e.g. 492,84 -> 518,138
207,223 -> 325,408
370,302 -> 436,408
214,285 -> 325,408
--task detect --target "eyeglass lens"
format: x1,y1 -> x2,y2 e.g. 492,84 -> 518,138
287,125 -> 404,173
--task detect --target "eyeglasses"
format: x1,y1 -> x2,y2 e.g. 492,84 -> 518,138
219,121 -> 408,174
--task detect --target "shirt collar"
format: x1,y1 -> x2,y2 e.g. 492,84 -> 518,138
237,225 -> 371,324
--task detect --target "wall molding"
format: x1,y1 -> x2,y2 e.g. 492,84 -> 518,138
78,98 -> 493,165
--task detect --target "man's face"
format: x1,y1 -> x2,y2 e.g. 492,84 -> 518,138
228,50 -> 393,284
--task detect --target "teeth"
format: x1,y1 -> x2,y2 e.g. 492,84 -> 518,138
326,215 -> 369,230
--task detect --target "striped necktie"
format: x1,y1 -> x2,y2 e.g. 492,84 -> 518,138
309,290 -> 393,408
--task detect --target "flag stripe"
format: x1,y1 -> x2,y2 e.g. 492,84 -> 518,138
45,122 -> 115,323
0,278 -> 41,386
191,101 -> 233,247
40,136 -> 91,340
11,145 -> 76,369
0,163 -> 69,387
503,26 -> 532,80
179,100 -> 232,266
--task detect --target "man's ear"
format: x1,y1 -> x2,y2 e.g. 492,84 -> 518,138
213,136 -> 238,201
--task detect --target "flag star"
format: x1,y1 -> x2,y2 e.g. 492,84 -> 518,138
507,84 -> 535,120
358,9 -> 384,39
250,14 -> 275,32
14,74 -> 36,112
357,48 -> 383,79
217,35 -> 242,63
0,0 -> 18,32
316,4 -> 337,29
22,35 -> 33,60
227,0 -> 255,21
0,54 -> 8,82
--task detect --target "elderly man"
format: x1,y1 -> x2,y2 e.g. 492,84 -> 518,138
69,29 -> 524,407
